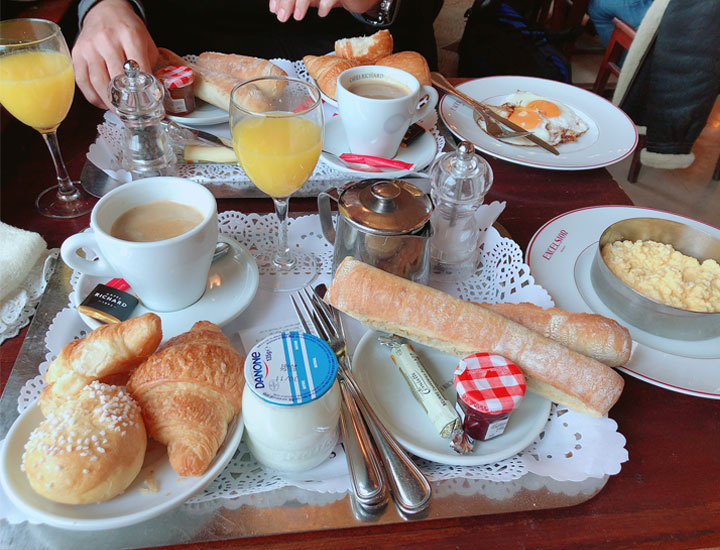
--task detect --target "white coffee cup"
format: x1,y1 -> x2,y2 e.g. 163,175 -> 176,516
337,65 -> 439,158
61,177 -> 218,312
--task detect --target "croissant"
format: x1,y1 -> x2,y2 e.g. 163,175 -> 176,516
303,55 -> 359,100
376,51 -> 432,86
126,321 -> 244,476
39,313 -> 162,416
335,29 -> 394,64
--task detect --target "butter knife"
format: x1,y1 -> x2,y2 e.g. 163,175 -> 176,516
163,119 -> 233,148
431,72 -> 560,156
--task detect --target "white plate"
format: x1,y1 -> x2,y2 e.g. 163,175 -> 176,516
352,330 -> 552,465
319,115 -> 438,178
73,234 -> 259,341
167,99 -> 229,126
527,206 -> 720,398
0,402 -> 244,530
439,76 -> 638,170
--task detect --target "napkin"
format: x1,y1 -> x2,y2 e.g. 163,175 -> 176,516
0,222 -> 47,302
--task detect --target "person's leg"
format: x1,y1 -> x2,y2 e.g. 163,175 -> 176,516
588,0 -> 652,47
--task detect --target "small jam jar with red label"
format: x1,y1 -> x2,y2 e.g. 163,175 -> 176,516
454,353 -> 526,443
154,65 -> 195,116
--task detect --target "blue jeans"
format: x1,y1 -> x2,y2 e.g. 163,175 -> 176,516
588,0 -> 653,47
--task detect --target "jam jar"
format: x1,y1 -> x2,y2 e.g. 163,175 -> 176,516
155,65 -> 195,116
242,332 -> 341,472
454,353 -> 526,442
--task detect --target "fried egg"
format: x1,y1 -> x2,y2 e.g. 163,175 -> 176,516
483,91 -> 589,147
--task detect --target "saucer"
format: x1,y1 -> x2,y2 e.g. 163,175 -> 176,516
319,115 -> 438,178
73,234 -> 259,340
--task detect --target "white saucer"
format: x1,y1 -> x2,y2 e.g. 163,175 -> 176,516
0,402 -> 244,531
352,330 -> 552,465
319,115 -> 438,178
167,99 -> 229,126
73,234 -> 259,341
527,206 -> 720,399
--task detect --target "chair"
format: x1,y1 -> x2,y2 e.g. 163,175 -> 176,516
535,0 -> 592,56
592,17 -> 636,96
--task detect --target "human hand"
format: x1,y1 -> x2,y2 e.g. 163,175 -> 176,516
72,0 -> 158,109
268,0 -> 380,22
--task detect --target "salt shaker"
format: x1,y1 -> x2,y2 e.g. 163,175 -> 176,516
109,60 -> 176,179
428,141 -> 493,281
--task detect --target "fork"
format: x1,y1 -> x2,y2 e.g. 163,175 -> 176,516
292,287 -> 432,516
291,290 -> 388,512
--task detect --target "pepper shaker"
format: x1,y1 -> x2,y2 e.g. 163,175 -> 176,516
109,60 -> 176,179
428,141 -> 493,281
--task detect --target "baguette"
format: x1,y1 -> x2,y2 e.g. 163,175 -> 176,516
196,52 -> 287,97
482,302 -> 632,367
155,48 -> 272,112
303,54 -> 359,100
376,51 -> 431,86
326,258 -> 624,417
335,29 -> 393,64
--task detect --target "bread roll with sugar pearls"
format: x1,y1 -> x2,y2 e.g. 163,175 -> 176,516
22,381 -> 146,504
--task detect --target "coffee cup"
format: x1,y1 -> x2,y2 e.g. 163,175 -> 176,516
337,65 -> 439,158
61,177 -> 218,312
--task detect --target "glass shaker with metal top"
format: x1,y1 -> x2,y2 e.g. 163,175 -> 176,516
428,141 -> 493,281
109,60 -> 176,179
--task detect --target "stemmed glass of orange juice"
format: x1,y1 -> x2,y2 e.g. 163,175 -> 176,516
0,19 -> 93,218
230,76 -> 323,292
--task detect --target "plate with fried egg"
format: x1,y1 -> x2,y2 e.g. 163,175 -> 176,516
439,76 -> 638,170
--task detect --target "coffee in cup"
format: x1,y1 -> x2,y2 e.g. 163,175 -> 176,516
110,200 -> 205,242
61,177 -> 218,312
337,65 -> 439,158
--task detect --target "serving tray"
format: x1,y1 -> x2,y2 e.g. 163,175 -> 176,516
0,256 -> 607,548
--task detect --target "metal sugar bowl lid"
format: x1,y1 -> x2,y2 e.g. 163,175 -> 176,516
337,179 -> 433,236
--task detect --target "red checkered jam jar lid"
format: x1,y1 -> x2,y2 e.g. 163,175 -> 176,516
454,353 -> 526,415
154,65 -> 194,89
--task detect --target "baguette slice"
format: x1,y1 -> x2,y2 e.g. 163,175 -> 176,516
335,29 -> 393,64
482,302 -> 632,367
156,48 -> 272,112
326,258 -> 624,418
303,54 -> 359,100
196,52 -> 287,97
376,51 -> 431,86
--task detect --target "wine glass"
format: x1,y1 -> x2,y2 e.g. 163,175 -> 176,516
230,76 -> 324,292
0,19 -> 93,218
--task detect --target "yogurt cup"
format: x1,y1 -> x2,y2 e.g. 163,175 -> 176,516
242,332 -> 341,472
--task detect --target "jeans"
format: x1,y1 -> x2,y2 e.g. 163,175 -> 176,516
588,0 -> 653,47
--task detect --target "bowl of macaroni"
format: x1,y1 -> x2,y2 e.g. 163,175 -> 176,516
591,217 -> 720,340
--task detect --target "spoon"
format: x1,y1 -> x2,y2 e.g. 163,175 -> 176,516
213,241 -> 231,262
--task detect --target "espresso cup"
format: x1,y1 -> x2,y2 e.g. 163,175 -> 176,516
61,177 -> 218,312
337,65 -> 439,158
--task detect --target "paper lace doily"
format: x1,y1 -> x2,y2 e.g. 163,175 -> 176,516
89,58 -> 444,197
0,249 -> 58,345
8,212 -> 627,516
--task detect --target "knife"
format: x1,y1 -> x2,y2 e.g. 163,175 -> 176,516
163,119 -> 233,148
430,72 -> 560,156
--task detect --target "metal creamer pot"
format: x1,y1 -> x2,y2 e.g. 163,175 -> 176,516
318,179 -> 433,283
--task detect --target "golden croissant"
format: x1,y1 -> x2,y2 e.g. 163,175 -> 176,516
127,321 -> 244,476
39,313 -> 162,416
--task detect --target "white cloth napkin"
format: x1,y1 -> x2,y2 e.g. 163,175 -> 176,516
0,222 -> 47,302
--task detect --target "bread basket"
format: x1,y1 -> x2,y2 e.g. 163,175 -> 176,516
590,217 -> 720,340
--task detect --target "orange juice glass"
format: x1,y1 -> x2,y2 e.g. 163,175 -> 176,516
230,76 -> 324,292
0,19 -> 93,218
